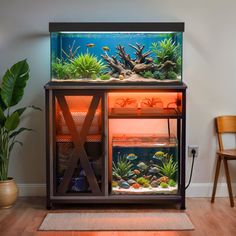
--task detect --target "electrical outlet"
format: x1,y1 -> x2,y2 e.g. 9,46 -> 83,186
188,145 -> 199,157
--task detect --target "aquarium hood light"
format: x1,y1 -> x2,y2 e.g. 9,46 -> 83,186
49,22 -> 185,33
56,31 -> 178,34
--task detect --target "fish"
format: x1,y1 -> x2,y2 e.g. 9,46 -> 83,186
133,169 -> 141,175
153,151 -> 165,159
126,153 -> 137,161
86,43 -> 95,48
102,46 -> 110,51
137,162 -> 148,170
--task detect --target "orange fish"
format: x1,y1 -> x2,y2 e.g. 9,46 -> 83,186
86,43 -> 95,48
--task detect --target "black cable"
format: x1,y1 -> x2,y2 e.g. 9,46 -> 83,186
185,149 -> 196,190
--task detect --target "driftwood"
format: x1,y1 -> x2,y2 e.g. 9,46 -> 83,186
101,43 -> 176,78
101,53 -> 132,76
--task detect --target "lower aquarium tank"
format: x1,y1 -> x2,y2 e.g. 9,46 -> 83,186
50,23 -> 184,83
112,135 -> 178,195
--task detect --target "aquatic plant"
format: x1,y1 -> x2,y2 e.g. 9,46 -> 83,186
168,179 -> 176,187
112,155 -> 134,180
151,39 -> 180,64
62,40 -> 80,60
136,177 -> 149,185
100,74 -> 111,80
159,159 -> 178,179
70,52 -> 106,79
151,38 -> 181,76
167,71 -> 178,80
140,71 -> 153,78
160,182 -> 169,188
52,59 -> 72,80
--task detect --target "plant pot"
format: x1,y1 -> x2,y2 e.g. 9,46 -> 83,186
0,178 -> 18,209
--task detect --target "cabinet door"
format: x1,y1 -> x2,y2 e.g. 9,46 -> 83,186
52,91 -> 105,196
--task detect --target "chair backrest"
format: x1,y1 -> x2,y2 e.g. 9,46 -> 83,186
215,116 -> 236,150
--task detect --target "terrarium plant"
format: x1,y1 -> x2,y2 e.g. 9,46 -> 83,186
159,158 -> 178,179
0,59 -> 40,208
112,154 -> 134,180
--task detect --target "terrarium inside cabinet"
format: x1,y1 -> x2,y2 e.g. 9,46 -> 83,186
45,22 -> 186,209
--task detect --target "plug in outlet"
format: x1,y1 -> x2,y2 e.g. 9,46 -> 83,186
188,145 -> 199,157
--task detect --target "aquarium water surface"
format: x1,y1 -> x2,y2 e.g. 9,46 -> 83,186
51,32 -> 183,83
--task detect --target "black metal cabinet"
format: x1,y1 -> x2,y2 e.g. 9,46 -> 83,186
45,82 -> 187,209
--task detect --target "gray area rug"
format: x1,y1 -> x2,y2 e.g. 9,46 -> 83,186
39,212 -> 194,231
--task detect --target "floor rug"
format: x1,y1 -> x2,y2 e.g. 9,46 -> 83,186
39,212 -> 194,231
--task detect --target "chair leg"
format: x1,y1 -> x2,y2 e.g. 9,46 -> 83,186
223,158 -> 234,207
211,157 -> 222,203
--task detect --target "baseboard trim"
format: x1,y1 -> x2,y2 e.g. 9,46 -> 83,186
18,184 -> 46,197
17,183 -> 236,197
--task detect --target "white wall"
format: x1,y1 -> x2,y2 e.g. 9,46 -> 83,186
0,0 -> 236,197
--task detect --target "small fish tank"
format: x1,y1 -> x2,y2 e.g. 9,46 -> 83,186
112,134 -> 178,195
50,23 -> 184,83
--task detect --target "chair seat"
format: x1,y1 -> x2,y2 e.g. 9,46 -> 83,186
217,149 -> 236,159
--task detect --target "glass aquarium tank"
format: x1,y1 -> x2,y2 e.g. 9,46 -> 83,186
112,134 -> 178,195
50,23 -> 184,83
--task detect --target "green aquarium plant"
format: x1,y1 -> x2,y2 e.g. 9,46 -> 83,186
112,154 -> 134,180
52,59 -> 73,80
0,59 -> 41,181
159,158 -> 178,179
160,182 -> 169,188
151,38 -> 181,78
168,179 -> 177,187
70,52 -> 106,79
100,73 -> 111,80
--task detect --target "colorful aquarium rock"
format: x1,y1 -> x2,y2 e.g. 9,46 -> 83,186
119,181 -> 130,189
132,183 -> 141,189
126,153 -> 138,161
133,169 -> 141,175
127,179 -> 137,185
157,176 -> 169,184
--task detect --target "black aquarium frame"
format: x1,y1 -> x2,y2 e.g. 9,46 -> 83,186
49,22 -> 185,32
46,22 -> 186,210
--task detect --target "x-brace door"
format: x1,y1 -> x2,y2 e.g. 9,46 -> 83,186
56,93 -> 103,195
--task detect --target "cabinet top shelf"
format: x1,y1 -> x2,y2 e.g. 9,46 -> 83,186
44,81 -> 187,91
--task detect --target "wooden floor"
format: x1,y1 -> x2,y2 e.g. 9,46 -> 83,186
0,197 -> 236,236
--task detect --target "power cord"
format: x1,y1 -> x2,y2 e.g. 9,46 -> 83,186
185,149 -> 196,190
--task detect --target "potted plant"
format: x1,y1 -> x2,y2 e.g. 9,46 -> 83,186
0,59 -> 40,208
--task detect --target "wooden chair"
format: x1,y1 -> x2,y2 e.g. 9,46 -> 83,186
211,116 -> 236,207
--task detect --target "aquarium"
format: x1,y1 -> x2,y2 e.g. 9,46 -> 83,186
112,134 -> 178,195
50,23 -> 184,83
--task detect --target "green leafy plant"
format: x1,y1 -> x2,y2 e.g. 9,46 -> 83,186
112,154 -> 133,180
168,179 -> 176,187
52,59 -> 73,80
159,158 -> 178,179
100,74 -> 111,80
140,71 -> 153,78
0,60 -> 41,180
70,52 -> 106,79
160,182 -> 169,188
151,39 -> 180,64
